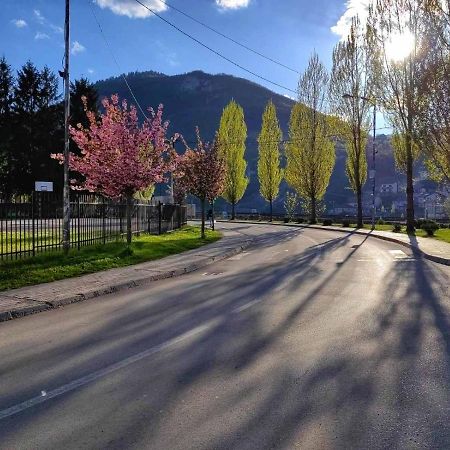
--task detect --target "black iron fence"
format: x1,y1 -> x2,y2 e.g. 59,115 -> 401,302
0,193 -> 187,260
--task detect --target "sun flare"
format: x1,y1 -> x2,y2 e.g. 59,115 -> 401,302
385,30 -> 415,62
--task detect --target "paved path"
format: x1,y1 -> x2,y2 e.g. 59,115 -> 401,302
0,226 -> 253,321
1,222 -> 449,449
220,220 -> 450,265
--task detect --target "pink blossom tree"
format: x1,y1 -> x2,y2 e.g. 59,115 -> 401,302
176,129 -> 226,238
52,94 -> 176,245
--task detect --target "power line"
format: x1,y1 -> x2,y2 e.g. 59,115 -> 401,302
131,0 -> 298,95
154,0 -> 301,74
88,2 -> 149,119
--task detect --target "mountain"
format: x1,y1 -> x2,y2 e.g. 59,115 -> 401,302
95,70 -> 402,214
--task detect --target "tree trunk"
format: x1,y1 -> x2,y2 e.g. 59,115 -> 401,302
211,199 -> 215,231
310,196 -> 317,224
231,202 -> 235,220
201,199 -> 206,239
269,199 -> 273,222
406,136 -> 415,233
356,187 -> 363,228
126,194 -> 133,246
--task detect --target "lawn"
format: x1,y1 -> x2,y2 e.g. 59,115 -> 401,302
360,223 -> 450,244
0,226 -> 221,291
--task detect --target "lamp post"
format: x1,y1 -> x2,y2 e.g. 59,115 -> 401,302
342,94 -> 377,229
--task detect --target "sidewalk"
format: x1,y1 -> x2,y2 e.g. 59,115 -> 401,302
0,227 -> 253,322
220,220 -> 450,266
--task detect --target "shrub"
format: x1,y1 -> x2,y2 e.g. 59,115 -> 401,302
284,217 -> 290,223
322,219 -> 333,226
342,219 -> 351,227
421,220 -> 439,236
297,218 -> 304,224
377,218 -> 385,225
392,223 -> 402,233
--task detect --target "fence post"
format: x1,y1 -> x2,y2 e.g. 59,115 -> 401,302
77,195 -> 81,250
158,201 -> 162,235
102,196 -> 106,245
31,192 -> 36,257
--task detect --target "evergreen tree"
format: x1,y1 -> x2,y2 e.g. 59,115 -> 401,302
285,53 -> 335,224
257,100 -> 283,221
0,56 -> 14,198
217,100 -> 248,219
70,78 -> 99,130
11,61 -> 62,194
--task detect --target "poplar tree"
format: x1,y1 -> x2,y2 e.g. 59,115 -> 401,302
217,100 -> 248,219
368,0 -> 424,232
285,53 -> 335,224
257,100 -> 283,221
330,18 -> 372,228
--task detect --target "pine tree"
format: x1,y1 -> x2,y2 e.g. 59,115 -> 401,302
0,56 -> 14,198
257,100 -> 283,221
217,100 -> 248,219
70,78 -> 99,130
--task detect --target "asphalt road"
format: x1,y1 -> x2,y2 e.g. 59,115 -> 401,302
1,222 -> 449,450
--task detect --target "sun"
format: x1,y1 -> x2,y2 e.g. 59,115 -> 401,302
385,30 -> 415,62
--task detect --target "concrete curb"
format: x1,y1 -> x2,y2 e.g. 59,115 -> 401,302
0,238 -> 254,323
218,220 -> 450,267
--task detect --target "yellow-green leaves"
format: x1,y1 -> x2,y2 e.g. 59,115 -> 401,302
257,100 -> 283,209
217,100 -> 248,216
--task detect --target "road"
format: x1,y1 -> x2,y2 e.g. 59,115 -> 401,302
1,222 -> 449,449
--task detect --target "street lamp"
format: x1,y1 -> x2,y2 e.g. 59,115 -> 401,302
342,94 -> 377,230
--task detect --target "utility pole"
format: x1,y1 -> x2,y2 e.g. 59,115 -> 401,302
63,0 -> 70,253
371,102 -> 376,230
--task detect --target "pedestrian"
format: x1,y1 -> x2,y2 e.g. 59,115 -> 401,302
207,208 -> 213,227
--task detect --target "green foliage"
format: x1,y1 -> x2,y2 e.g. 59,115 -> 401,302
391,132 -> 420,174
285,103 -> 335,206
284,191 -> 298,221
217,100 -> 249,214
421,220 -> 439,236
322,219 -> 333,226
342,219 -> 351,227
392,223 -> 402,232
134,185 -> 155,201
0,226 -> 220,291
377,218 -> 385,225
285,54 -> 335,223
257,100 -> 283,206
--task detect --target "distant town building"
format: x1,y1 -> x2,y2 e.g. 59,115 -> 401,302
379,182 -> 398,194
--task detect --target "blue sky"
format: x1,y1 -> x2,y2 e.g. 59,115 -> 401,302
1,0 -> 362,98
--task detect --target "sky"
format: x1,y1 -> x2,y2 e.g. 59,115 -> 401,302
1,0 -> 368,96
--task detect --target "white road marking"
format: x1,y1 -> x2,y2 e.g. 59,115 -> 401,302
228,252 -> 250,261
0,321 -> 219,421
389,249 -> 409,259
233,299 -> 261,313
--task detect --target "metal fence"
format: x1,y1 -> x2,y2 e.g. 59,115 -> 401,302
0,193 -> 187,260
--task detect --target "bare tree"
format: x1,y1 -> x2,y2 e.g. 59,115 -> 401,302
368,0 -> 426,232
330,17 -> 373,228
417,0 -> 450,181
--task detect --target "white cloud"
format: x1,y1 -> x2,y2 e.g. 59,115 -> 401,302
35,32 -> 50,40
12,19 -> 27,28
34,9 -> 45,24
88,68 -> 95,74
331,0 -> 372,39
94,0 -> 167,19
216,0 -> 250,9
50,24 -> 64,34
71,41 -> 86,55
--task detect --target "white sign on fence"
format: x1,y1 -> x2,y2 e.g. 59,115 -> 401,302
35,181 -> 54,192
